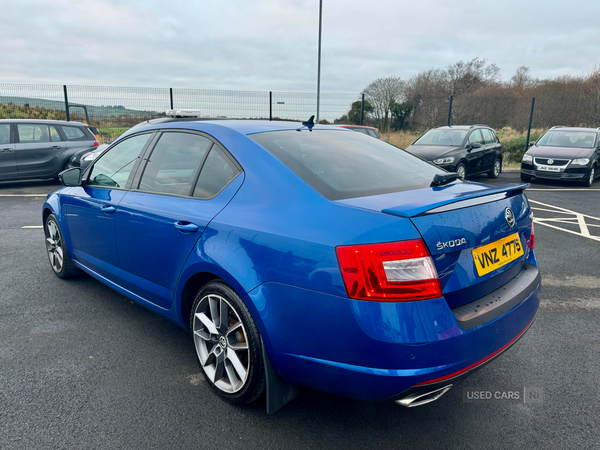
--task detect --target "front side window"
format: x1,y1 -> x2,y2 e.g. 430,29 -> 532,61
17,124 -> 50,143
467,130 -> 484,146
87,133 -> 151,188
0,124 -> 10,144
414,129 -> 469,146
481,129 -> 495,144
138,132 -> 212,196
251,130 -> 444,201
537,131 -> 597,149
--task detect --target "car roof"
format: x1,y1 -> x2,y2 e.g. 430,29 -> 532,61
338,125 -> 379,131
0,119 -> 89,126
548,126 -> 599,132
130,118 -> 352,136
432,125 -> 492,130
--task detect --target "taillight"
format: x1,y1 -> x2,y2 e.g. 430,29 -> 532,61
93,141 -> 99,147
336,239 -> 442,301
528,222 -> 535,249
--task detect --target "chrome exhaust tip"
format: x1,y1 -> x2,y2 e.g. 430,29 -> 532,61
395,384 -> 453,408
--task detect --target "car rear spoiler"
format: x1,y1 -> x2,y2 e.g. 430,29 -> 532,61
382,183 -> 529,218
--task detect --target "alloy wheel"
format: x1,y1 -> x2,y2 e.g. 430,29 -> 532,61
457,164 -> 466,180
494,159 -> 501,177
192,294 -> 250,393
46,220 -> 64,273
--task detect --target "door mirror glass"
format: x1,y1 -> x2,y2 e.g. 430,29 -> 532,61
59,168 -> 82,186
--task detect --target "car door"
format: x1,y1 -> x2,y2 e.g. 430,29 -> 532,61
15,123 -> 66,177
0,123 -> 17,180
64,132 -> 154,283
465,129 -> 485,174
115,131 -> 243,309
480,128 -> 499,170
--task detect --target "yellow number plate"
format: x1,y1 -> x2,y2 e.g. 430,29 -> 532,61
472,233 -> 523,276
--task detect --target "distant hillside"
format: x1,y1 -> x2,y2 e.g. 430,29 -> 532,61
0,97 -> 165,127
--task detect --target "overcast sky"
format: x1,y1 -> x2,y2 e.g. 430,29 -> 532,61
1,0 -> 599,93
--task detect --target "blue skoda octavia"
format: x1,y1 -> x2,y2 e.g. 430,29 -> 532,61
43,117 -> 540,411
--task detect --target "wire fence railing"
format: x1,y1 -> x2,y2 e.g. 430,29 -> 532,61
0,84 -> 362,132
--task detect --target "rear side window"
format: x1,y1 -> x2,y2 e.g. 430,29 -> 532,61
0,124 -> 11,144
139,132 -> 212,196
61,126 -> 90,141
193,148 -> 240,199
17,124 -> 51,143
87,133 -> 151,188
251,130 -> 444,201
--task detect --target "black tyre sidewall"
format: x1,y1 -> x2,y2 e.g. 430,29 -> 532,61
190,281 -> 266,404
520,173 -> 532,182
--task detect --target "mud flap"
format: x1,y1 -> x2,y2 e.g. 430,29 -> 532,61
261,339 -> 299,414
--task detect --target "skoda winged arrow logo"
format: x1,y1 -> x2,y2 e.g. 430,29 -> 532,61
505,208 -> 516,228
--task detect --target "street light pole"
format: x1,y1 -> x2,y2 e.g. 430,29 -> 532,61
316,0 -> 322,124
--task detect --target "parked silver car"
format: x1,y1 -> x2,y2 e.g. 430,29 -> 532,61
0,119 -> 98,181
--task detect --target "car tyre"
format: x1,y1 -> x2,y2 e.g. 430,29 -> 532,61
488,158 -> 502,179
520,173 -> 532,182
582,165 -> 595,187
456,163 -> 467,181
44,213 -> 80,278
190,281 -> 266,404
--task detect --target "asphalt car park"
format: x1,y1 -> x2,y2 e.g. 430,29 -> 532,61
1,172 -> 599,449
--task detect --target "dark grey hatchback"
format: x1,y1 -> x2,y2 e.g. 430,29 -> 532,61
521,126 -> 600,187
405,125 -> 502,180
0,119 -> 98,182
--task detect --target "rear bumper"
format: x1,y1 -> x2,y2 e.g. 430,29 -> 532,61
246,262 -> 541,402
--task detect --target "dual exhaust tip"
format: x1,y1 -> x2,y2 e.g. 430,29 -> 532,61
395,384 -> 453,408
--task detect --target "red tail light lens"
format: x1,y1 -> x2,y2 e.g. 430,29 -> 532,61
93,141 -> 99,147
336,239 -> 442,301
528,222 -> 535,249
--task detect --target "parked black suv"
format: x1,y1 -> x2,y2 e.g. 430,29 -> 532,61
405,125 -> 502,180
0,119 -> 98,182
521,126 -> 600,187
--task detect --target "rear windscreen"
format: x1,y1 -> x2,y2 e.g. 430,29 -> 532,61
250,130 -> 445,200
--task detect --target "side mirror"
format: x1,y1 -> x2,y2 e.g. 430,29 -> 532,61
59,168 -> 82,186
529,141 -> 536,146
467,142 -> 481,151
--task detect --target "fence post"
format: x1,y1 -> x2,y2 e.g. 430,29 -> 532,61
269,91 -> 272,121
63,85 -> 70,122
447,95 -> 453,126
169,88 -> 174,110
360,94 -> 365,125
525,97 -> 536,150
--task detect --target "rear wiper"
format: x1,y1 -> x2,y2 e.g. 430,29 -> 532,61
431,172 -> 460,187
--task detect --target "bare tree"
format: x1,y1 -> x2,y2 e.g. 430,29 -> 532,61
405,69 -> 449,129
446,57 -> 500,98
363,76 -> 405,131
511,66 -> 536,91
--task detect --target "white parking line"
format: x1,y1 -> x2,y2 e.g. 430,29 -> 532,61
22,226 -> 43,229
0,194 -> 48,197
530,199 -> 600,242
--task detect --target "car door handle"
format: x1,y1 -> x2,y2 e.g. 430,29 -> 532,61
0,148 -> 13,152
101,205 -> 116,214
174,221 -> 199,232
50,145 -> 62,149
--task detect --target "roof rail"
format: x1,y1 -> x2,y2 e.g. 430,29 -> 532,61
470,124 -> 490,128
551,125 -> 566,129
165,109 -> 203,117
